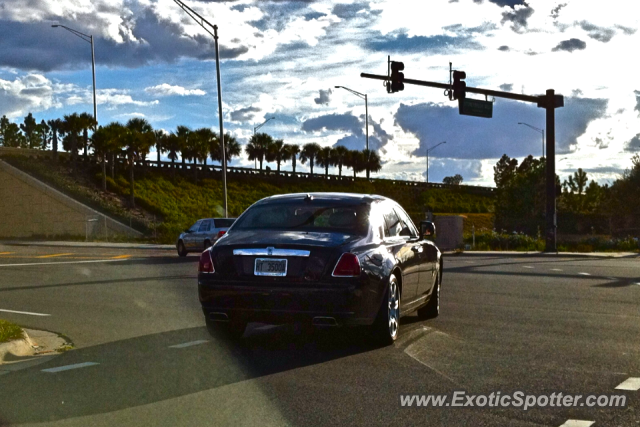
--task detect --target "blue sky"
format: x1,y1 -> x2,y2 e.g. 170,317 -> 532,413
1,0 -> 639,185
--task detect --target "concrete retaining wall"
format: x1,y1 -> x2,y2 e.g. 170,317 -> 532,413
0,159 -> 142,239
434,215 -> 464,251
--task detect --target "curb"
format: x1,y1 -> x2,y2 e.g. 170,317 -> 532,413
0,328 -> 71,369
443,251 -> 639,258
0,331 -> 36,363
1,240 -> 175,250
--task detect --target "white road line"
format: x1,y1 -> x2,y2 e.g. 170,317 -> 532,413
255,325 -> 278,331
551,268 -> 563,271
558,421 -> 594,427
522,266 -> 534,269
0,308 -> 51,317
42,362 -> 99,373
615,377 -> 640,391
0,259 -> 130,268
168,340 -> 209,349
578,272 -> 591,276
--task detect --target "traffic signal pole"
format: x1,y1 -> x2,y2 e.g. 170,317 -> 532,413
361,71 -> 562,252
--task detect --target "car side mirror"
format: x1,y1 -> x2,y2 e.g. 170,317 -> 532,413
420,221 -> 435,240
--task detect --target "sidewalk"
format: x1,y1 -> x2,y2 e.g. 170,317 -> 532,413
444,250 -> 639,258
0,240 -> 175,250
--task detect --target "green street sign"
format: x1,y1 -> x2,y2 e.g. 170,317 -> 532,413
459,97 -> 493,118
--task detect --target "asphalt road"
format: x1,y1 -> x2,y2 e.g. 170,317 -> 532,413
0,244 -> 638,426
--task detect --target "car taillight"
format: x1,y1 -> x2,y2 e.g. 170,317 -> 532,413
332,253 -> 361,277
217,230 -> 226,238
198,250 -> 214,273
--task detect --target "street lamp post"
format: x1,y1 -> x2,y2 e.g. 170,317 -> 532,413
426,141 -> 446,184
52,25 -> 97,128
335,86 -> 370,177
253,117 -> 276,170
518,122 -> 545,157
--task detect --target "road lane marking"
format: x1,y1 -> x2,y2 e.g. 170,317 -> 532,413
0,308 -> 51,316
36,253 -> 74,259
42,362 -> 99,373
0,252 -> 13,255
558,421 -> 594,427
615,377 -> 640,391
169,340 -> 209,349
578,272 -> 591,276
111,255 -> 131,259
522,266 -> 534,269
0,259 -> 130,268
551,268 -> 563,271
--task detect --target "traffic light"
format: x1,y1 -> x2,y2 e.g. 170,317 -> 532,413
388,61 -> 405,93
452,70 -> 466,100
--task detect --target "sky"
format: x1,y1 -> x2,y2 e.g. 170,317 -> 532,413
1,0 -> 639,186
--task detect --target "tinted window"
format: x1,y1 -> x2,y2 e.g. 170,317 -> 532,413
198,220 -> 211,232
383,207 -> 402,237
233,202 -> 370,234
189,220 -> 201,232
394,206 -> 418,238
214,219 -> 235,228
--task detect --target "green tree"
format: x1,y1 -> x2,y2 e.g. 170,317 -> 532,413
165,133 -> 181,178
92,122 -> 125,191
443,174 -> 463,185
493,154 -> 519,188
36,120 -> 50,150
317,146 -> 333,178
266,138 -> 287,173
285,144 -> 300,174
153,129 -> 167,164
331,145 -> 349,177
221,133 -> 241,166
0,116 -> 26,148
345,150 -> 365,178
61,113 -> 84,172
78,112 -> 96,158
20,113 -> 39,149
47,118 -> 63,161
246,132 -> 273,172
124,118 -> 154,207
175,125 -> 191,171
299,142 -> 321,177
363,149 -> 382,177
192,127 -> 214,183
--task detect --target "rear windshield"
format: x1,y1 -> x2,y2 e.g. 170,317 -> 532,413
232,202 -> 370,235
214,219 -> 235,228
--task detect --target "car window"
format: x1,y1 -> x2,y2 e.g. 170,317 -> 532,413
213,219 -> 235,228
394,206 -> 418,238
198,220 -> 211,232
189,221 -> 202,232
383,206 -> 402,238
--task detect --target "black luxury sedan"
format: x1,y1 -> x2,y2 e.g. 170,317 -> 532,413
197,192 -> 442,344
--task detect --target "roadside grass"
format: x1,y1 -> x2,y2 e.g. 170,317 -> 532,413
0,319 -> 24,343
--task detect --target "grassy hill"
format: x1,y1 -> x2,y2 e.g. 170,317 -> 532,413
1,153 -> 495,243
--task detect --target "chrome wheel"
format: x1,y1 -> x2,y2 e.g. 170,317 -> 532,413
388,279 -> 400,339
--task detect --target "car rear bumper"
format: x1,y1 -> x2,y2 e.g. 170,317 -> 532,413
198,279 -> 380,326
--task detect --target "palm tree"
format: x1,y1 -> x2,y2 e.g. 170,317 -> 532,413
346,149 -> 365,178
47,118 -> 63,161
92,122 -> 124,191
153,129 -> 167,165
37,120 -> 50,150
317,146 -> 334,178
193,127 -> 215,183
124,118 -> 154,207
246,132 -> 273,172
266,139 -> 287,174
222,133 -> 241,166
285,144 -> 300,174
20,113 -> 39,149
331,145 -> 349,177
299,143 -> 322,177
78,112 -> 97,159
175,125 -> 191,171
61,113 -> 84,172
363,149 -> 382,177
165,133 -> 181,178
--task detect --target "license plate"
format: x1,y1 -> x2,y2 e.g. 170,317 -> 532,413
254,258 -> 288,276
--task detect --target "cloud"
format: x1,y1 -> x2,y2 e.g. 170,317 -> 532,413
635,90 -> 640,113
230,106 -> 261,122
365,32 -> 482,54
552,38 -> 587,52
550,3 -> 567,19
499,83 -> 513,92
395,96 -> 608,159
487,0 -> 528,6
625,133 -> 640,152
314,89 -> 332,105
501,5 -> 534,32
0,73 -> 59,118
144,84 -> 205,97
578,21 -> 615,43
332,3 -> 369,19
301,112 -> 390,151
498,45 -> 510,51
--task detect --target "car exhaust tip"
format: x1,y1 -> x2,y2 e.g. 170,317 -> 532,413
209,312 -> 229,322
312,316 -> 338,327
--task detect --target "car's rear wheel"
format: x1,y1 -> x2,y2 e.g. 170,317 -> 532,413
204,239 -> 212,249
418,273 -> 440,319
371,274 -> 400,345
177,240 -> 187,257
206,317 -> 247,340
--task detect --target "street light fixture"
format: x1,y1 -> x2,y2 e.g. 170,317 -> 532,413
426,141 -> 446,184
52,24 -> 97,129
253,117 -> 275,169
335,85 -> 372,179
518,122 -> 545,157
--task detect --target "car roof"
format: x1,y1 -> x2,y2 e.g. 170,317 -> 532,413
196,218 -> 236,221
257,192 -> 389,204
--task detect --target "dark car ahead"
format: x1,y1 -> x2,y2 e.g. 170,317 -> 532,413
197,192 -> 442,344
